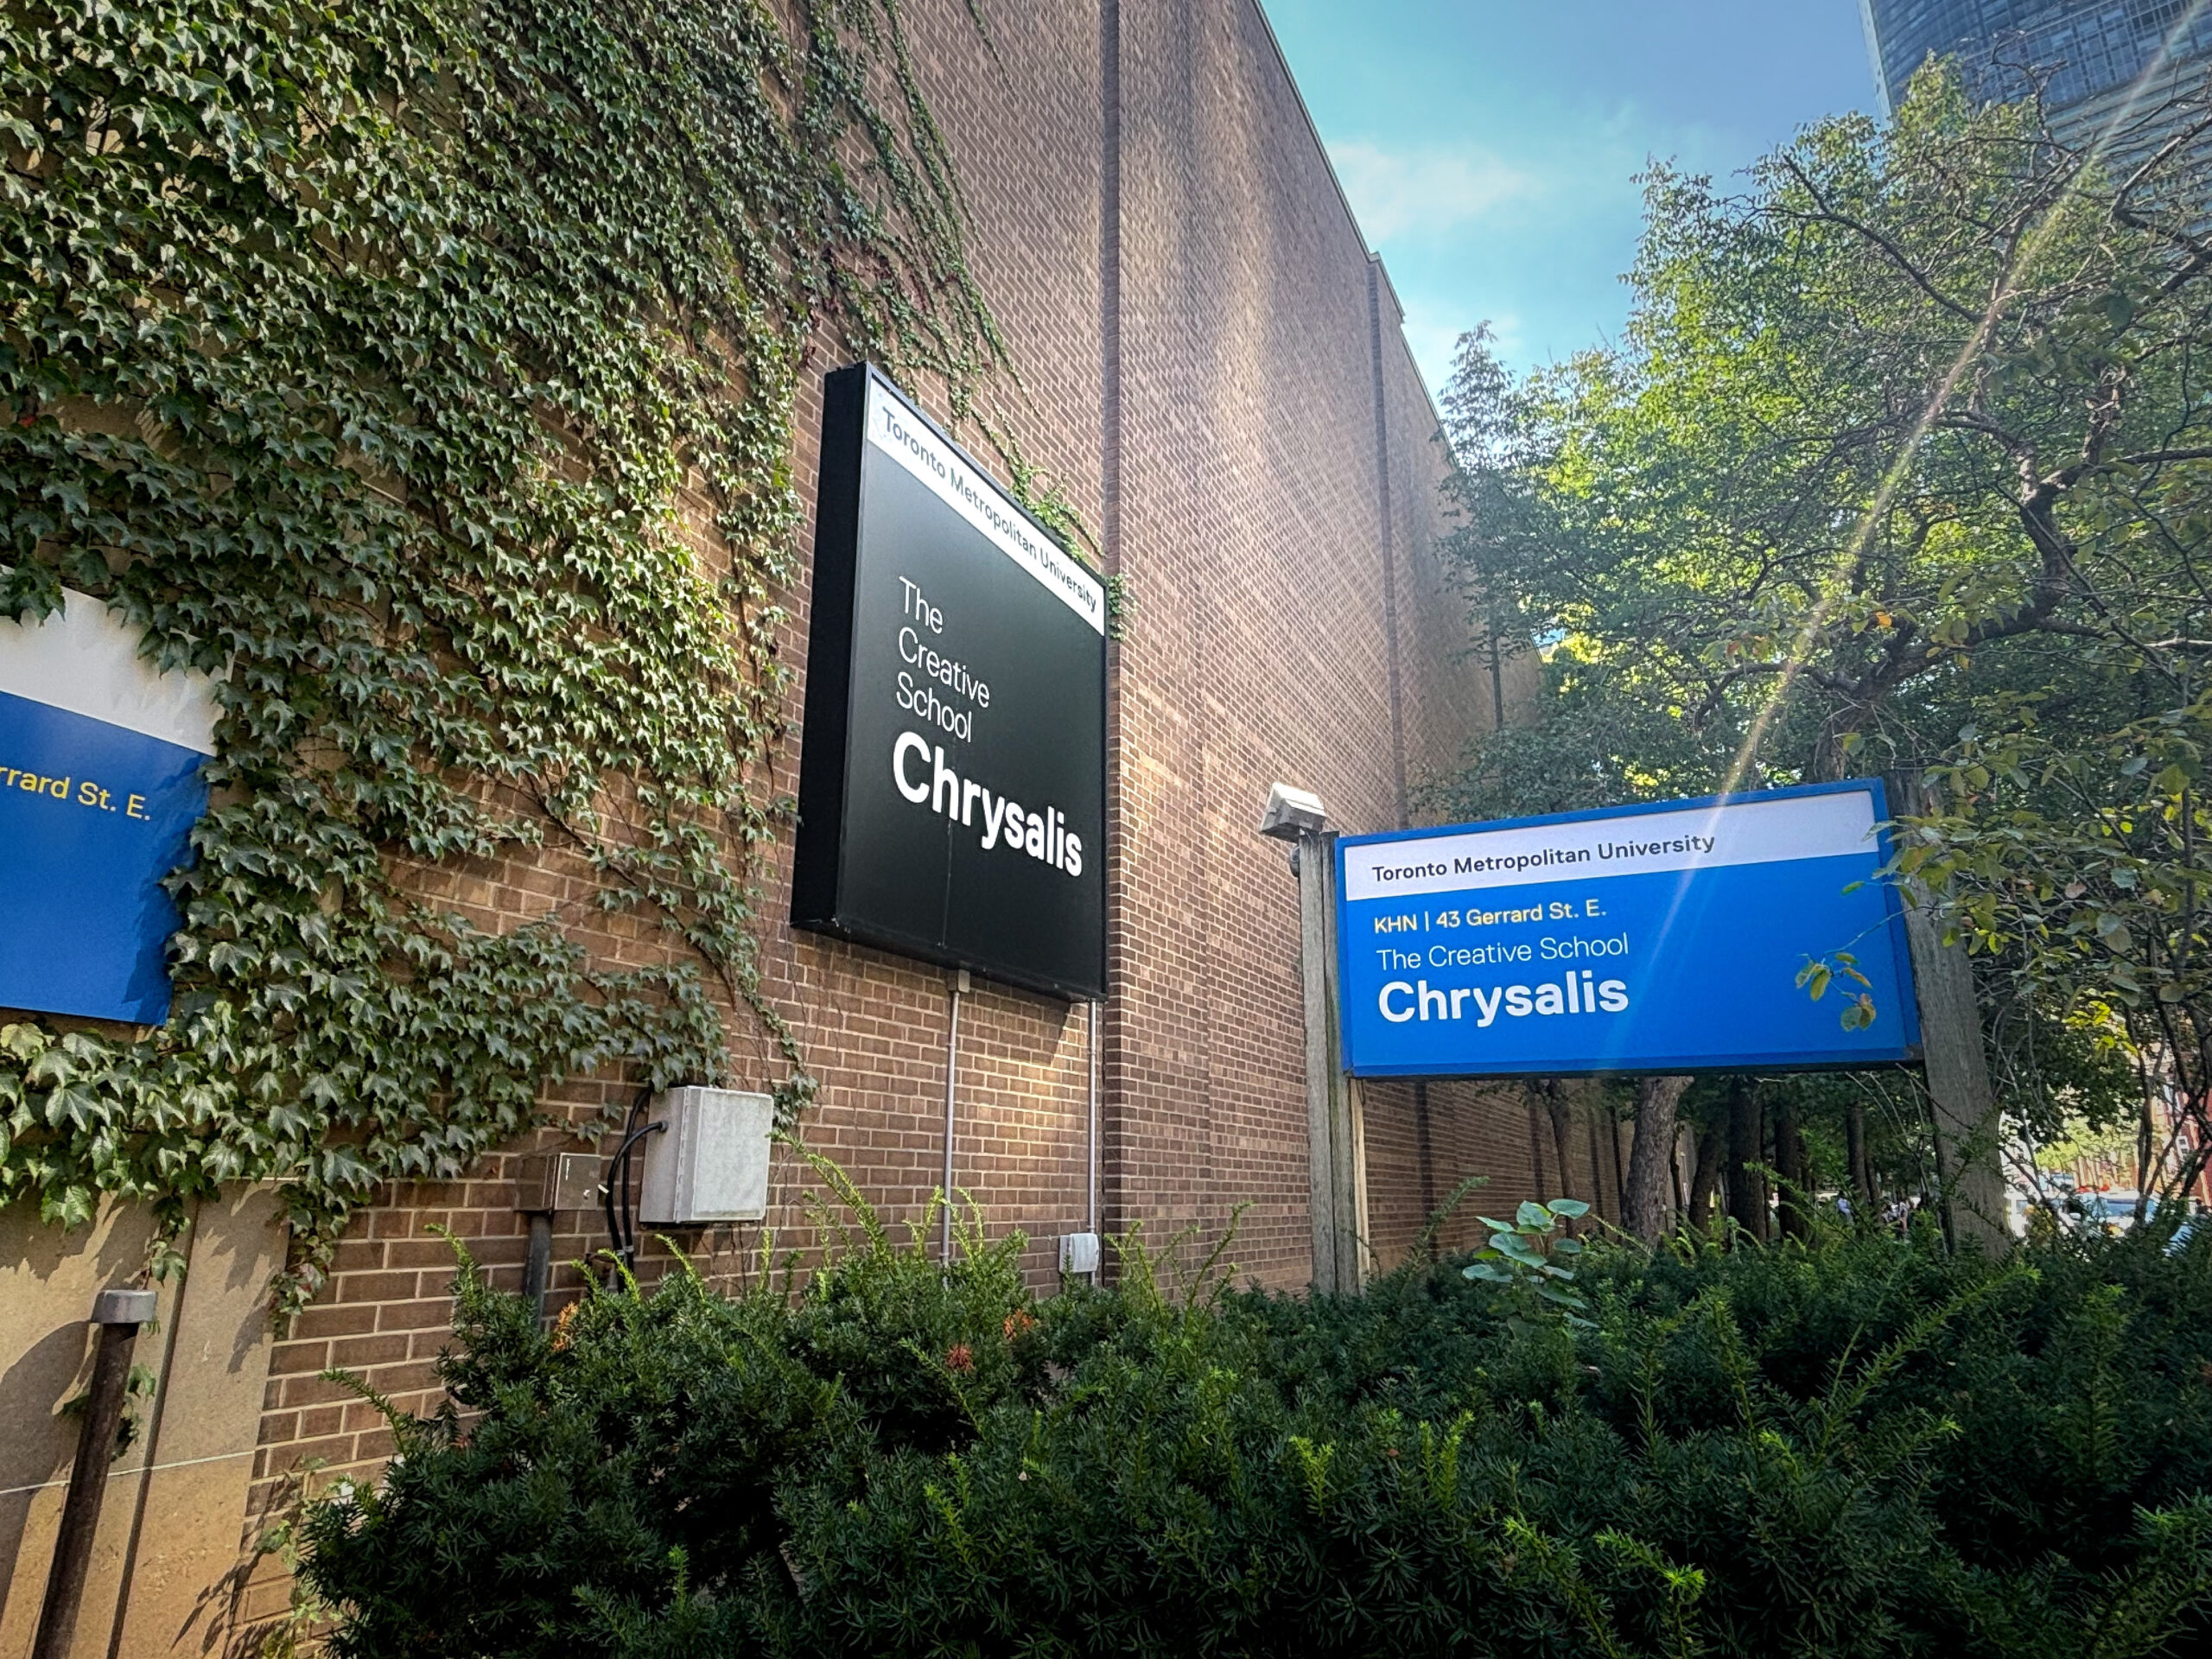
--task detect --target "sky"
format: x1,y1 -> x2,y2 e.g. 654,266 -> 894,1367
1262,1 -> 1879,391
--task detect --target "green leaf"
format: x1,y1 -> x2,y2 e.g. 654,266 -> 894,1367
0,0 -> 1010,1317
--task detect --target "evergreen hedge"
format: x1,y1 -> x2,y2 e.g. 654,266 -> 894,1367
295,1183 -> 2212,1657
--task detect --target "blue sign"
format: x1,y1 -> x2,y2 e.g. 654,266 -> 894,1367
1335,780 -> 1920,1077
0,591 -> 215,1025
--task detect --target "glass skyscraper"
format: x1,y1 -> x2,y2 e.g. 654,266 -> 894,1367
1859,0 -> 2212,122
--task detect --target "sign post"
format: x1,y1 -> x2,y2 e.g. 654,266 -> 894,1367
1300,831 -> 1367,1294
1263,785 -> 1366,1294
1888,770 -> 2005,1249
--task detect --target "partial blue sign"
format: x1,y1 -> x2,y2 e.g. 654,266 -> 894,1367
0,589 -> 216,1025
1336,780 -> 1919,1077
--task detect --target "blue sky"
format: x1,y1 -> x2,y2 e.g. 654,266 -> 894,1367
1263,2 -> 1878,390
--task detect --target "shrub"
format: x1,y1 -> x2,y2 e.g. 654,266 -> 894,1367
298,1189 -> 2212,1658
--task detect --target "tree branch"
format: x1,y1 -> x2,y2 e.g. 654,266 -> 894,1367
1772,155 -> 1983,326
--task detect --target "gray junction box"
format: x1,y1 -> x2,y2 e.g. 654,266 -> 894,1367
637,1086 -> 774,1226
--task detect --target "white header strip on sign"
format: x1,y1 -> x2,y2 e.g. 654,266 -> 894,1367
1342,790 -> 1878,903
864,378 -> 1106,635
0,584 -> 219,754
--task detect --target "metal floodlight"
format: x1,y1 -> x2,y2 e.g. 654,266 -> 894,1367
1258,782 -> 1327,842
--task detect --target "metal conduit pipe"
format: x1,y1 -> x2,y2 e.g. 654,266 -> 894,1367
33,1287 -> 156,1659
941,969 -> 968,1264
522,1213 -> 554,1311
1088,999 -> 1101,1247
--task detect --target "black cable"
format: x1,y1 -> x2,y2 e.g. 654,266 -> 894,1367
601,1090 -> 662,1274
602,1096 -> 641,1269
603,1120 -> 664,1273
619,1094 -> 639,1262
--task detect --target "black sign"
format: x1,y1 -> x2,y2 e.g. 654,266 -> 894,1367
792,365 -> 1108,1000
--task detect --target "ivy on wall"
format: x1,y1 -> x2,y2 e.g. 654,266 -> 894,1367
0,0 -> 1076,1312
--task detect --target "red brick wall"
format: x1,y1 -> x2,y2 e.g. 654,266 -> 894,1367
243,0 -> 1537,1546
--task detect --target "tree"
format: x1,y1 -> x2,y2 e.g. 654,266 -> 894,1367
1436,66 -> 2212,1229
1621,1075 -> 1688,1242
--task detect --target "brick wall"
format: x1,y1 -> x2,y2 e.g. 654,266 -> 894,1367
237,0 -> 1538,1588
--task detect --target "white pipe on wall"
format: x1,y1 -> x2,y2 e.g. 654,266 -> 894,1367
941,970 -> 967,1263
1088,999 -> 1101,1245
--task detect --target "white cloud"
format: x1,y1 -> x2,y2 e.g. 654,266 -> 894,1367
1397,311 -> 1498,397
1330,140 -> 1540,242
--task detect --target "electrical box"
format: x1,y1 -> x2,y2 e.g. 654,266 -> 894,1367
1058,1231 -> 1100,1275
637,1087 -> 774,1226
512,1149 -> 603,1213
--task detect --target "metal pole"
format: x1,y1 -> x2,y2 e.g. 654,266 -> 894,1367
1087,999 -> 1101,1241
1295,832 -> 1338,1294
34,1287 -> 156,1659
941,970 -> 967,1264
522,1214 -> 553,1312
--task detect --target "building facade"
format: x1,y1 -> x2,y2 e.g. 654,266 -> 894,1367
1859,0 -> 2212,136
0,3 -> 1624,1656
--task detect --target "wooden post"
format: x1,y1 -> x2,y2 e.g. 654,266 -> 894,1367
1344,1077 -> 1370,1288
1296,828 -> 1365,1294
1889,770 -> 2007,1249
